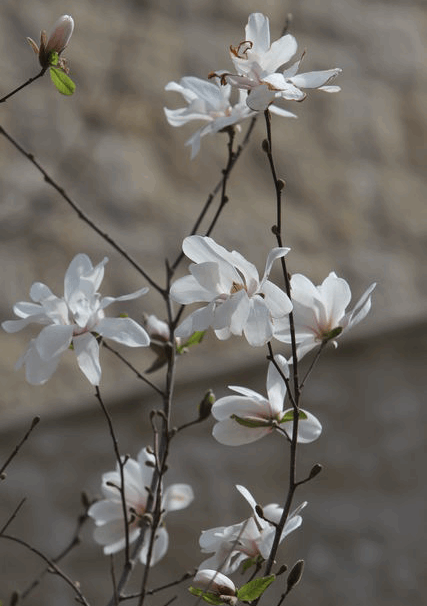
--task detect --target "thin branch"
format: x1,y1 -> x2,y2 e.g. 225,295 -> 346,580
170,117 -> 257,272
0,124 -> 161,293
1,534 -> 90,605
0,69 -> 46,104
299,342 -> 326,391
95,387 -> 130,564
0,498 -> 26,535
102,341 -> 164,396
0,416 -> 40,477
120,570 -> 195,601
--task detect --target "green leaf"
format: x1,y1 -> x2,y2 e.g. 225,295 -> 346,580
231,414 -> 271,428
189,587 -> 224,605
48,51 -> 59,66
241,556 -> 260,572
49,67 -> 76,95
280,410 -> 308,423
176,330 -> 205,354
237,575 -> 275,602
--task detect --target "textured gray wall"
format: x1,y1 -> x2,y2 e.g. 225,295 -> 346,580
0,0 -> 425,604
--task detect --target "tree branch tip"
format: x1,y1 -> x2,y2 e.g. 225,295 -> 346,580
262,139 -> 270,153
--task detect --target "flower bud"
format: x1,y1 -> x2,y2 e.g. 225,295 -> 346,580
45,15 -> 74,55
193,569 -> 237,598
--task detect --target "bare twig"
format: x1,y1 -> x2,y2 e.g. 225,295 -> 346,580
0,498 -> 26,536
1,534 -> 90,605
0,69 -> 46,104
0,416 -> 40,478
0,124 -> 161,293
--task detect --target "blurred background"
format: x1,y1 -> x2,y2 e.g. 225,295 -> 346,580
0,0 -> 425,604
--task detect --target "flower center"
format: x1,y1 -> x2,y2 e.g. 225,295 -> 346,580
230,281 -> 246,294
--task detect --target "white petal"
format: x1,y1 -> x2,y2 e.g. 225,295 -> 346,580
318,273 -> 351,328
213,418 -> 272,446
100,287 -> 149,310
175,302 -> 215,338
245,12 -> 270,54
342,283 -> 376,330
96,317 -> 150,347
289,68 -> 342,90
170,273 -> 213,304
266,360 -> 287,414
88,500 -> 123,524
64,254 -> 94,302
268,104 -> 298,119
193,569 -> 236,594
15,340 -> 60,385
73,332 -> 101,385
246,85 -> 277,111
35,324 -> 73,360
212,394 -> 269,421
281,408 -> 322,443
163,484 -> 194,512
139,526 -> 169,565
261,281 -> 293,318
29,282 -> 55,303
243,298 -> 272,346
262,34 -> 298,73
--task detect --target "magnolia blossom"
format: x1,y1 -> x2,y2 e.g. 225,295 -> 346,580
199,485 -> 306,574
211,12 -> 341,111
170,236 -> 292,347
27,15 -> 74,69
192,570 -> 237,605
88,447 -> 194,565
2,254 -> 150,385
164,76 -> 256,158
274,272 -> 376,360
212,356 -> 322,445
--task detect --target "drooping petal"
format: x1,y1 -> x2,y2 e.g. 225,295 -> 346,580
261,281 -> 293,318
175,301 -> 216,338
212,394 -> 269,422
96,317 -> 150,347
170,272 -> 214,304
243,297 -> 272,346
15,340 -> 60,385
281,408 -> 322,443
100,286 -> 149,310
289,68 -> 342,89
246,84 -> 277,111
88,500 -> 123,524
211,290 -> 250,335
73,332 -> 101,385
139,526 -> 169,565
213,418 -> 272,446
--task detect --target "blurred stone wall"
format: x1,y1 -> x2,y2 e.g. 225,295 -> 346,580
0,0 -> 425,604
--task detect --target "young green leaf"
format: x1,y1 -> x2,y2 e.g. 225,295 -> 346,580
49,66 -> 76,95
48,51 -> 59,66
176,330 -> 205,354
237,575 -> 275,602
280,410 -> 308,423
189,587 -> 224,605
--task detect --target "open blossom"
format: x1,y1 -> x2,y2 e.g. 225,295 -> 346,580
27,15 -> 74,69
164,76 -> 256,158
88,447 -> 194,565
2,254 -> 150,385
211,12 -> 341,111
170,236 -> 292,347
212,356 -> 322,445
199,485 -> 306,574
274,272 -> 376,360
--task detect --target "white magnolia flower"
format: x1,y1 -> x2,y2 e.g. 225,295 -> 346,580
199,485 -> 306,574
164,76 -> 256,158
192,570 -> 237,604
170,236 -> 292,347
212,356 -> 322,445
88,447 -> 194,565
274,272 -> 376,360
211,12 -> 341,111
2,253 -> 150,385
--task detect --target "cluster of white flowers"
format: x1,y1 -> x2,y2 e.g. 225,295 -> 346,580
198,485 -> 306,574
164,12 -> 341,157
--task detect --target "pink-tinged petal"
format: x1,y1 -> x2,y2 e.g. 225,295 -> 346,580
45,15 -> 74,54
212,394 -> 269,421
35,324 -> 73,360
245,12 -> 270,54
64,254 -> 93,302
170,273 -> 213,304
29,282 -> 55,303
246,85 -> 277,111
139,526 -> 169,565
96,317 -> 150,347
281,408 -> 322,443
88,500 -> 123,524
261,281 -> 293,318
73,332 -> 101,385
262,34 -> 298,73
100,287 -> 149,310
317,272 -> 351,327
213,418 -> 272,446
163,484 -> 194,512
15,340 -> 60,385
289,68 -> 342,90
243,298 -> 272,346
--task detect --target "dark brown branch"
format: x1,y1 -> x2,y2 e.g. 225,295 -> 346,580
0,124 -> 161,293
0,69 -> 46,104
0,416 -> 40,477
0,498 -> 26,535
